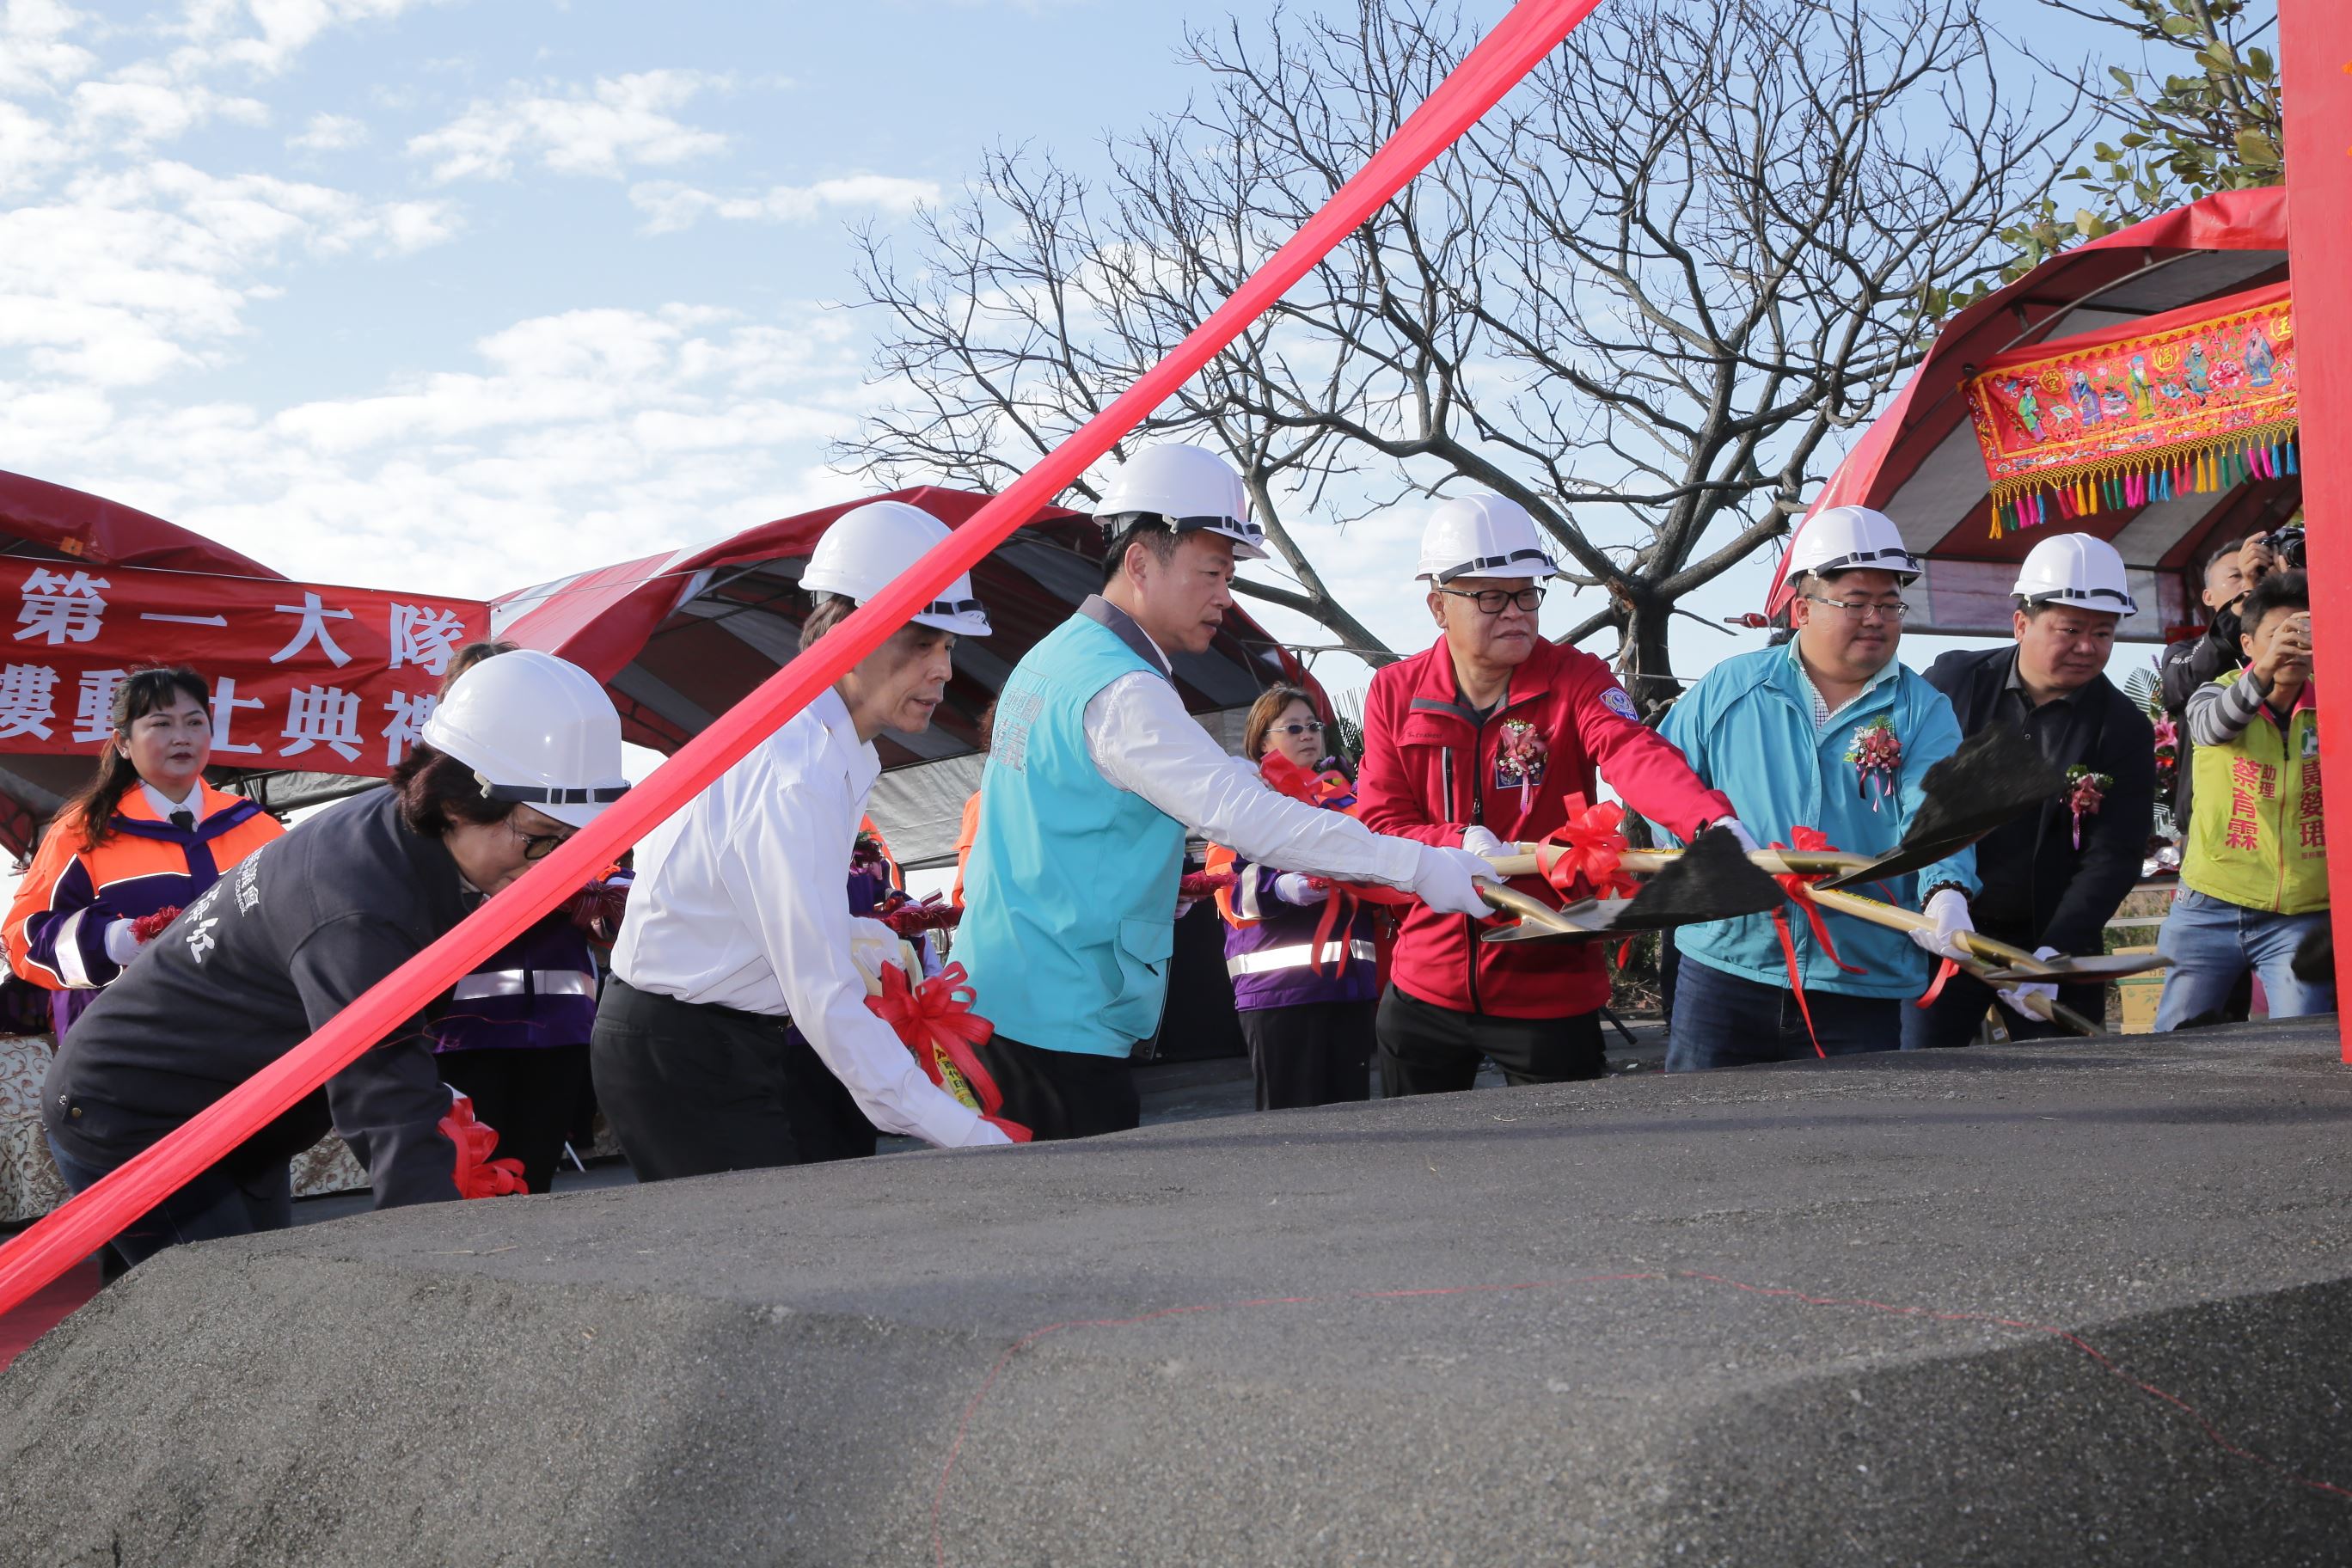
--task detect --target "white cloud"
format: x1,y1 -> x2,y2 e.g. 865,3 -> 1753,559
0,303 -> 878,598
0,160 -> 459,385
70,72 -> 270,149
289,110 -> 367,151
629,173 -> 940,235
165,0 -> 441,79
0,0 -> 96,95
407,70 -> 731,184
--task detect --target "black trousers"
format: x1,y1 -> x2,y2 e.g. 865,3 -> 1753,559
977,1033 -> 1140,1141
436,1044 -> 591,1194
1375,984 -> 1604,1097
1237,1001 -> 1375,1111
589,977 -> 876,1184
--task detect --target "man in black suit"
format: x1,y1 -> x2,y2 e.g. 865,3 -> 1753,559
1906,533 -> 2155,1048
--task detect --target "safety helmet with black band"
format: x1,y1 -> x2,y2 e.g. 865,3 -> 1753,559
422,649 -> 633,830
802,499 -> 993,638
1415,494 -> 1562,585
1782,505 -> 1923,585
2010,531 -> 2138,617
1093,444 -> 1268,564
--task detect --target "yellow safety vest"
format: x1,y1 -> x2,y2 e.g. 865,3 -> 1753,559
2183,672 -> 2326,915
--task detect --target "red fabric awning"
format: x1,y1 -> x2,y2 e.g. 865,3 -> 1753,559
1764,188 -> 2294,639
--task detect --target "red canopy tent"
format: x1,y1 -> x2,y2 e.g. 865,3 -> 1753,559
0,471 -> 487,857
493,487 -> 1324,867
1765,189 -> 2294,639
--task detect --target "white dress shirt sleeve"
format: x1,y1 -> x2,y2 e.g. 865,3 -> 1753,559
714,776 -> 996,1150
1083,671 -> 1420,887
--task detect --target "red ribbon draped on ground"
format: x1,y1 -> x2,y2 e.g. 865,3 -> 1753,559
439,1095 -> 528,1199
1768,829 -> 1865,1058
0,0 -> 1603,1320
865,963 -> 1032,1142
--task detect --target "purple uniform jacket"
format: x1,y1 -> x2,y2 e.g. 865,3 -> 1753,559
1210,772 -> 1381,1012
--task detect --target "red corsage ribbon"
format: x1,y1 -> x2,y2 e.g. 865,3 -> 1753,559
2066,767 -> 2110,851
1533,793 -> 1639,901
865,963 -> 1033,1142
128,905 -> 182,945
1769,827 -> 1865,1058
1178,870 -> 1236,901
440,1093 -> 529,1199
878,892 -> 961,936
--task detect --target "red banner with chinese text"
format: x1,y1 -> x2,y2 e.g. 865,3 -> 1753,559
1963,279 -> 2298,535
0,562 -> 488,775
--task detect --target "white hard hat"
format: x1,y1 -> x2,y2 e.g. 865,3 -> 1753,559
421,649 -> 631,830
1783,505 -> 1922,585
2012,531 -> 2137,616
803,499 -> 992,639
1094,443 -> 1266,561
1416,494 -> 1561,585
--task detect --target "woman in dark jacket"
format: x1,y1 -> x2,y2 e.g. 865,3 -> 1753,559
1205,686 -> 1382,1110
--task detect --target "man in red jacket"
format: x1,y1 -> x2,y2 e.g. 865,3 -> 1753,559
1357,495 -> 1747,1092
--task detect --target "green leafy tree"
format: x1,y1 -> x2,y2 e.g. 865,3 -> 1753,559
2018,1 -> 2277,273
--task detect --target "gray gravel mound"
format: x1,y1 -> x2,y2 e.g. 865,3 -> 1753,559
3,1019 -> 2349,1565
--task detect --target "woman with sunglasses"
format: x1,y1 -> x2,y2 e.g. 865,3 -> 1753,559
6,665 -> 285,1043
43,651 -> 630,1265
1205,686 -> 1384,1110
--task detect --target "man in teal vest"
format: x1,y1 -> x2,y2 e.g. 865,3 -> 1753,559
958,444 -> 1501,1139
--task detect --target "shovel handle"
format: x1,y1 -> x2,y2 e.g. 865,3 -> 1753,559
1477,881 -> 1584,933
1806,887 -> 2101,1035
1485,843 -> 1871,880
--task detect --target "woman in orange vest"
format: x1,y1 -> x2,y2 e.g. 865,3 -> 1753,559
5,666 -> 283,1041
1205,685 -> 1382,1110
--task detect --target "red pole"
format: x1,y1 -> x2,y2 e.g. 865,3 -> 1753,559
0,0 -> 1608,1320
2278,0 -> 2352,1062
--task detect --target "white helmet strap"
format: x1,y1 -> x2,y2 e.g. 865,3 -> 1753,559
1432,547 -> 1555,586
481,776 -> 632,807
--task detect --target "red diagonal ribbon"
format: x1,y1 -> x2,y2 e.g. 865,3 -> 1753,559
1768,827 -> 1865,1060
866,963 -> 1032,1142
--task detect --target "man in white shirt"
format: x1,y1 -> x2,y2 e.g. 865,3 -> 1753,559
955,444 -> 1501,1139
592,501 -> 1020,1180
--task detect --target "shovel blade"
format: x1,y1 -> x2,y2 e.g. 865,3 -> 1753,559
1979,952 -> 2173,984
1479,894 -> 1638,943
1607,825 -> 1788,932
1816,727 -> 2067,891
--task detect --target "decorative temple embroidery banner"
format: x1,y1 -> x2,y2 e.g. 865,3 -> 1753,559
1964,279 -> 2297,536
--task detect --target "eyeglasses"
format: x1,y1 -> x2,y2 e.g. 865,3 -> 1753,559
1272,720 -> 1325,738
1438,586 -> 1547,616
506,818 -> 573,861
1802,593 -> 1910,622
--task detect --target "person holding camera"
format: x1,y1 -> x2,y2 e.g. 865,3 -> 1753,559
2159,530 -> 2295,822
2154,569 -> 2329,1028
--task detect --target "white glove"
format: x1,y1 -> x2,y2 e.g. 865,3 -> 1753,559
103,919 -> 141,966
959,1118 -> 1017,1148
1461,825 -> 1505,859
1271,872 -> 1329,906
1713,818 -> 1761,854
1995,946 -> 2063,1020
1908,888 -> 1977,964
1408,842 -> 1503,918
848,916 -> 914,987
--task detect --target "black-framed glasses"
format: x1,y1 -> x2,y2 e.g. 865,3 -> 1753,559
506,818 -> 573,861
1438,585 -> 1547,616
1273,720 -> 1326,738
1801,593 -> 1909,622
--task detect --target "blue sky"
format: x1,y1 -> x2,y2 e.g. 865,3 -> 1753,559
0,0 -> 2146,703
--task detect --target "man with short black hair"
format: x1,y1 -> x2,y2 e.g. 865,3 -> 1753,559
1907,533 -> 2153,1047
2155,569 -> 2330,1027
2159,532 -> 2280,820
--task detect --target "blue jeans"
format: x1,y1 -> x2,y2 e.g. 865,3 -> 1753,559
2153,889 -> 2335,1031
46,1136 -> 293,1269
1667,957 -> 1902,1071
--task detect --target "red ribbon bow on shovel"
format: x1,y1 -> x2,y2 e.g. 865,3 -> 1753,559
439,1093 -> 529,1199
1767,827 -> 1866,1059
1534,793 -> 1640,902
864,962 -> 1032,1142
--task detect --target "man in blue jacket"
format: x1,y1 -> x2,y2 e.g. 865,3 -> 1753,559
1652,506 -> 1980,1070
